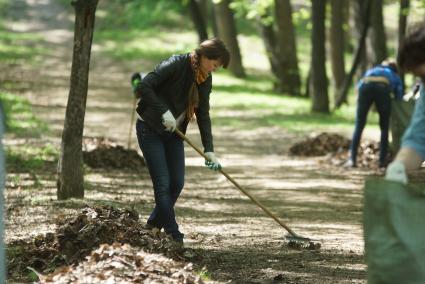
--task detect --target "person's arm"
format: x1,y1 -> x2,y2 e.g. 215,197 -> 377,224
196,76 -> 214,153
401,85 -> 425,159
386,86 -> 425,183
138,56 -> 180,115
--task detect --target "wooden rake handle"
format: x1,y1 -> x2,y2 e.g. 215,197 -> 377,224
174,129 -> 299,238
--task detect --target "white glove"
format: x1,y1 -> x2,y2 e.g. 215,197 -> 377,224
162,110 -> 176,132
204,152 -> 221,171
385,160 -> 408,184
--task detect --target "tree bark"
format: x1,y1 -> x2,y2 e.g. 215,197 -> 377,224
0,105 -> 4,284
310,0 -> 329,113
258,18 -> 281,91
188,0 -> 208,43
57,0 -> 98,200
351,0 -> 368,78
398,0 -> 410,86
367,0 -> 387,64
330,0 -> 347,101
274,0 -> 301,96
213,0 -> 245,78
335,0 -> 372,108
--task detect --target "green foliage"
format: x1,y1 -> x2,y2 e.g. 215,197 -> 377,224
0,27 -> 44,63
209,73 -> 378,134
0,92 -> 48,137
197,267 -> 211,281
95,0 -> 188,31
0,0 -> 8,15
6,144 -> 58,172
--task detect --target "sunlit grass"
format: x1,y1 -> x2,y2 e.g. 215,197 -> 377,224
6,144 -> 58,172
0,92 -> 48,137
210,73 -> 380,134
0,29 -> 45,63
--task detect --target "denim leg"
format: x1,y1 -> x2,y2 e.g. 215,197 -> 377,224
164,134 -> 185,205
374,90 -> 391,166
146,134 -> 185,232
136,120 -> 184,240
350,88 -> 373,164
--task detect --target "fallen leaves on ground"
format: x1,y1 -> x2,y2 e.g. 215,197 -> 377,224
290,132 -> 391,169
38,243 -> 203,284
7,205 -> 195,282
82,137 -> 145,170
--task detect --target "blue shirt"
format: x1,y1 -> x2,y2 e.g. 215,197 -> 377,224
402,84 -> 425,159
357,65 -> 404,100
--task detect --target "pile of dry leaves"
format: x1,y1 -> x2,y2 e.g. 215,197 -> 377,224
7,206 -> 196,282
290,132 -> 391,168
82,137 -> 145,170
289,132 -> 350,156
36,243 -> 203,284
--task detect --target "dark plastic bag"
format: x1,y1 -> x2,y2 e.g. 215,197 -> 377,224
364,178 -> 425,284
391,99 -> 415,153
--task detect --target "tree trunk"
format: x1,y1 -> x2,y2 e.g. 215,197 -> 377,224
57,0 -> 98,200
335,0 -> 372,108
310,0 -> 329,113
274,0 -> 301,96
213,0 -> 245,77
351,0 -> 368,78
398,0 -> 410,86
258,19 -> 281,91
367,0 -> 387,64
330,0 -> 347,101
188,0 -> 208,43
0,105 -> 4,284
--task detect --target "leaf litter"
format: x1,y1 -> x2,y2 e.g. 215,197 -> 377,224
82,136 -> 145,170
7,205 -> 204,283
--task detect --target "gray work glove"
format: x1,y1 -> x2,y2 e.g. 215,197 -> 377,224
385,160 -> 408,184
162,110 -> 176,132
204,152 -> 221,171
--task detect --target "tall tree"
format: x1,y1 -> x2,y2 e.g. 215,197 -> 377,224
335,0 -> 372,108
274,0 -> 301,96
398,0 -> 410,86
367,0 -> 387,64
351,0 -> 368,78
330,0 -> 347,101
57,0 -> 98,200
188,0 -> 209,43
310,0 -> 329,113
213,0 -> 246,77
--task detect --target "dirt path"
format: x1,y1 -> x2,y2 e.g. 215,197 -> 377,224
3,1 -> 377,283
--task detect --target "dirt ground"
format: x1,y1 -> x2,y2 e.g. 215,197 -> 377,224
2,1 -> 384,283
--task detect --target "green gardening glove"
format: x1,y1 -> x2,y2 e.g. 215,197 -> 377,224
204,152 -> 221,171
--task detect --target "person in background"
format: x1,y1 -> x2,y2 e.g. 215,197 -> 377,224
386,23 -> 425,183
345,59 -> 404,168
131,38 -> 230,246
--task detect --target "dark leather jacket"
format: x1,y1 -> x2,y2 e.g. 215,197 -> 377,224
136,53 -> 214,152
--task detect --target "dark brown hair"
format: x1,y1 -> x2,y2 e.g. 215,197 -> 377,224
397,23 -> 425,72
195,38 -> 230,69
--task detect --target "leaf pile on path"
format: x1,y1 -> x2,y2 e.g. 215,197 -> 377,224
37,243 -> 203,284
290,132 -> 388,168
327,140 -> 385,168
7,205 -> 195,282
82,136 -> 145,170
289,132 -> 350,156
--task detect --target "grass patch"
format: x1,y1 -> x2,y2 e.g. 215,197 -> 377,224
94,29 -> 196,63
6,144 -> 58,172
209,73 -> 380,135
0,27 -> 45,63
0,92 -> 48,137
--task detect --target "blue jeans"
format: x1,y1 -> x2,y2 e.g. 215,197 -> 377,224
136,120 -> 185,241
350,82 -> 391,166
